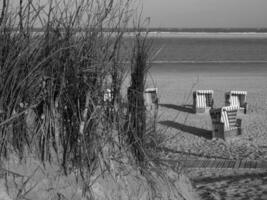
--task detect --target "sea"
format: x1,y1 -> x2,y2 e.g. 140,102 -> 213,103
146,32 -> 267,76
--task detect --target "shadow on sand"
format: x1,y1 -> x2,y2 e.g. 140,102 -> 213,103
193,171 -> 267,184
159,120 -> 212,139
160,103 -> 195,114
157,146 -> 226,160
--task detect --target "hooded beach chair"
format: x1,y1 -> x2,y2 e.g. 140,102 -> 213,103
103,89 -> 114,120
144,88 -> 159,111
144,88 -> 159,132
210,106 -> 242,140
193,90 -> 214,113
104,89 -> 112,102
225,91 -> 247,114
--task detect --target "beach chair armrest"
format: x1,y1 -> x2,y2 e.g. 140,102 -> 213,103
211,122 -> 225,139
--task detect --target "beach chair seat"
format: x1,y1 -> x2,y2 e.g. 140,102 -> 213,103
225,91 -> 247,114
210,106 -> 242,140
193,90 -> 214,113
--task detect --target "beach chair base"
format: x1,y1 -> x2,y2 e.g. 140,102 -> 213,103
212,127 -> 242,140
212,119 -> 242,140
146,104 -> 158,133
212,122 -> 225,139
224,128 -> 242,140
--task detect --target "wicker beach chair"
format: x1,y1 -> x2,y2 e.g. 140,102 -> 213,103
144,88 -> 159,111
104,89 -> 112,102
144,88 -> 159,132
193,90 -> 214,113
225,91 -> 247,114
210,106 -> 242,140
103,89 -> 114,120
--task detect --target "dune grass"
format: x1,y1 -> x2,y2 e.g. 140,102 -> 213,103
0,1 -> 198,200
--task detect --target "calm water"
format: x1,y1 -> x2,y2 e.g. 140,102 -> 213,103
150,63 -> 267,76
150,36 -> 267,62
148,35 -> 267,75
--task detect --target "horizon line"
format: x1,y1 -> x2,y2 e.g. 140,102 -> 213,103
5,27 -> 267,33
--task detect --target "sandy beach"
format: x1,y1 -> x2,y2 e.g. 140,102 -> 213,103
146,63 -> 267,200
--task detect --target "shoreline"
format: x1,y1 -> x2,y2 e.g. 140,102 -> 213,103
146,32 -> 267,37
135,32 -> 267,38
149,60 -> 267,64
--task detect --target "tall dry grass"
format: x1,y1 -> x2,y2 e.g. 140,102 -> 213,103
0,1 -> 195,199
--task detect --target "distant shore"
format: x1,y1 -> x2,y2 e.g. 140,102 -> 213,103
10,27 -> 267,37
144,32 -> 267,38
149,60 -> 267,64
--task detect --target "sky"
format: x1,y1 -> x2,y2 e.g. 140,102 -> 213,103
8,0 -> 267,28
141,0 -> 267,28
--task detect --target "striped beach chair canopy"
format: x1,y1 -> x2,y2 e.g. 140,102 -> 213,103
221,106 -> 240,130
196,90 -> 214,95
194,90 -> 214,108
229,91 -> 247,95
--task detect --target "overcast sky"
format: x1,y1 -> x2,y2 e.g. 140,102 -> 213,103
9,0 -> 267,28
142,0 -> 267,28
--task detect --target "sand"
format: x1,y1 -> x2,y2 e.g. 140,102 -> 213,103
146,64 -> 267,200
1,63 -> 267,200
